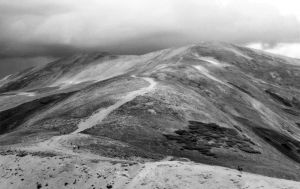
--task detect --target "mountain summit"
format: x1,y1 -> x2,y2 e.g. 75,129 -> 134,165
1,42 -> 300,188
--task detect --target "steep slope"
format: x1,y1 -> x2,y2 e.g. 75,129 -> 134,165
0,42 -> 300,188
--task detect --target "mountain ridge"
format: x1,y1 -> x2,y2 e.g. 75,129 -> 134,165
0,42 -> 300,188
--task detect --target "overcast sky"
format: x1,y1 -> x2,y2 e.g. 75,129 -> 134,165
0,0 -> 300,76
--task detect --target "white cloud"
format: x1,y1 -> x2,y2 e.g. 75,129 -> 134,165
247,42 -> 300,59
0,0 -> 300,56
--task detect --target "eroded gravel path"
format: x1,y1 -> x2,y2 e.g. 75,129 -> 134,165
22,76 -> 157,159
73,76 -> 156,134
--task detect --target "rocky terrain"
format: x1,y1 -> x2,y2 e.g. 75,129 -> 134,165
0,42 -> 300,188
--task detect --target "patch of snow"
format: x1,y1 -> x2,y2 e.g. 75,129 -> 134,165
196,55 -> 224,67
193,65 -> 230,87
0,74 -> 11,81
229,47 -> 252,60
17,92 -> 36,97
0,74 -> 11,87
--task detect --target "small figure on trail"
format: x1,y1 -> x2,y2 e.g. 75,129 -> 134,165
237,165 -> 243,172
72,145 -> 77,150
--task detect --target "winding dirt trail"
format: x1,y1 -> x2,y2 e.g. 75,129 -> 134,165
72,76 -> 156,134
23,76 -> 157,158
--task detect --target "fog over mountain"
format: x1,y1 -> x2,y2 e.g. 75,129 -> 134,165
0,1 -> 300,64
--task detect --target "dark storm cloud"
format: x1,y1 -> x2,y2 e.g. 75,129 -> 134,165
0,0 -> 300,57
